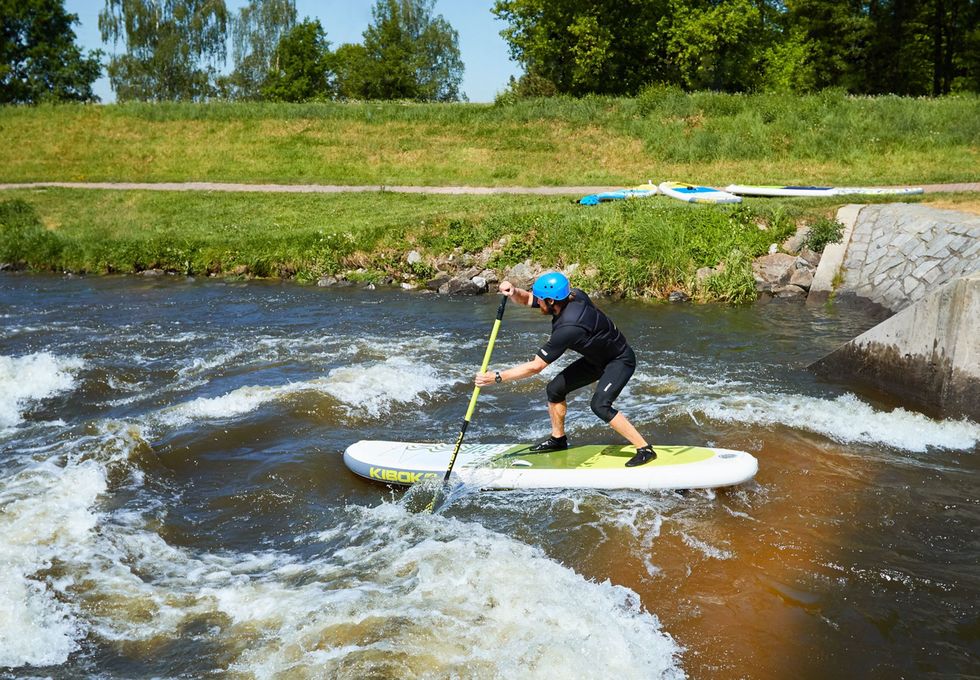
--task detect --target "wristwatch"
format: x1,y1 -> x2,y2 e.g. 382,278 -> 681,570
494,371 -> 503,384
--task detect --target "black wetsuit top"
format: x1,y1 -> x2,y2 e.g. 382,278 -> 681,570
535,289 -> 630,366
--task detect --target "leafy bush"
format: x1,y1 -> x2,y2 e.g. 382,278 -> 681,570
494,73 -> 559,104
804,217 -> 844,253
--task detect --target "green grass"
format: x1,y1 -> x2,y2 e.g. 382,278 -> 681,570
0,188 -> 872,299
3,188 -> 970,300
1,93 -> 977,185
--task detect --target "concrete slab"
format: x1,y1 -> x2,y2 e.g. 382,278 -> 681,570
809,204 -> 862,303
810,272 -> 980,419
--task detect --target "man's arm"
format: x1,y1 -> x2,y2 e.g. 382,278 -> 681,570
475,355 -> 548,387
498,280 -> 536,307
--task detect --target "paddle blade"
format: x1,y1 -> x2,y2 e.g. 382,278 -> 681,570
402,478 -> 473,514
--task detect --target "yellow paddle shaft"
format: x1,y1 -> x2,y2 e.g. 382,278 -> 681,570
442,295 -> 508,482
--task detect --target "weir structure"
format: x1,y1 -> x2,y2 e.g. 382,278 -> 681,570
809,204 -> 980,419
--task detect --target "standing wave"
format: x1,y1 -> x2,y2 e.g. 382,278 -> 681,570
691,392 -> 980,452
0,352 -> 84,430
0,419 -> 683,678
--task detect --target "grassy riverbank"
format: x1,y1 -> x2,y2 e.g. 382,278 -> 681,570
2,93 -> 978,186
3,188 -> 967,302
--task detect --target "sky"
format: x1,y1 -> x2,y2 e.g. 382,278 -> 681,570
64,0 -> 523,103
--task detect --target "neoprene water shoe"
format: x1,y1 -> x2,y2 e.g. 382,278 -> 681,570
530,435 -> 568,452
626,445 -> 657,467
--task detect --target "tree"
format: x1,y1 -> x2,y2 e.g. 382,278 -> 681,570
789,0 -> 979,95
492,0 -> 673,96
261,19 -> 333,102
493,0 -> 978,94
865,0 -> 979,95
957,1 -> 980,91
99,0 -> 228,101
224,0 -> 296,100
496,72 -> 559,101
1,0 -> 102,104
782,0 -> 874,92
758,26 -> 817,93
353,0 -> 465,101
664,0 -> 777,92
333,42 -> 370,99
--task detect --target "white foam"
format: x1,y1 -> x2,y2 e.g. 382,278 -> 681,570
321,357 -> 450,418
0,468 -> 685,677
156,331 -> 208,344
176,348 -> 251,380
0,352 -> 84,429
217,502 -> 684,678
0,406 -> 691,677
155,381 -> 317,428
692,392 -> 980,452
154,356 -> 452,429
0,455 -> 105,667
680,532 -> 733,560
0,421 -> 193,667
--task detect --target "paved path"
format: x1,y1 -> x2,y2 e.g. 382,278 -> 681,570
0,181 -> 978,195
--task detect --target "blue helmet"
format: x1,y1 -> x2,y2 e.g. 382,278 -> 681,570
532,272 -> 570,301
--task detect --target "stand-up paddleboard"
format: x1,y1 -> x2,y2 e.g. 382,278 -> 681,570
831,186 -> 924,196
580,182 -> 659,206
658,182 -> 742,205
725,184 -> 925,198
725,184 -> 839,198
344,441 -> 758,491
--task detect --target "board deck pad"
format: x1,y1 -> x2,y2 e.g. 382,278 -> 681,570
485,444 -> 714,469
344,440 -> 758,491
658,181 -> 742,205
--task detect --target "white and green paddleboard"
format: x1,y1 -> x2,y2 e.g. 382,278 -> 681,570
343,441 -> 758,491
724,184 -> 925,198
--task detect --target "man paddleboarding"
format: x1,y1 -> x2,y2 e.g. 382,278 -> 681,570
475,272 -> 656,467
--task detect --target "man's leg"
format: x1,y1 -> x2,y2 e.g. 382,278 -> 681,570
589,353 -> 636,432
589,350 -> 655,464
530,358 -> 602,451
609,412 -> 647,449
547,400 -> 567,438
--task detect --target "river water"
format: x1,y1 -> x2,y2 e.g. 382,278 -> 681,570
1,274 -> 977,679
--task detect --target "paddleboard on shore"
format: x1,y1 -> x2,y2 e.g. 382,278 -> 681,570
579,182 -> 659,206
831,186 -> 925,196
658,182 -> 742,204
725,184 -> 839,198
725,184 -> 925,197
344,440 -> 758,491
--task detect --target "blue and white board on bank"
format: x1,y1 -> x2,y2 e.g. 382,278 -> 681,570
579,182 -> 659,206
658,182 -> 742,204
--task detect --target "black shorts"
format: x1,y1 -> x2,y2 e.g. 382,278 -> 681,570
545,347 -> 636,423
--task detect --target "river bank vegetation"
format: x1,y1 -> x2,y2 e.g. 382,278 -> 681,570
1,188 -> 972,303
2,94 -> 977,186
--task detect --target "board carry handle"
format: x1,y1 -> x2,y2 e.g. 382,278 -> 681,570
443,294 -> 507,482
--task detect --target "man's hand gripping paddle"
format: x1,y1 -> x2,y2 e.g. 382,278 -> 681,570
422,294 -> 507,513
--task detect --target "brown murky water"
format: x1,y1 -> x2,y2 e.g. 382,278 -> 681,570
2,274 -> 977,678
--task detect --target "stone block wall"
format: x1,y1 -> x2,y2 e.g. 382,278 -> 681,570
836,204 -> 980,312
